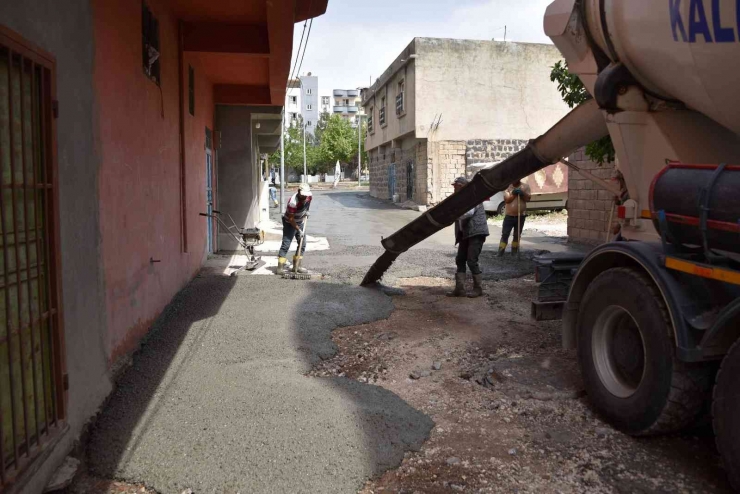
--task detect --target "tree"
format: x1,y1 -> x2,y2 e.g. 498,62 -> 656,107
310,114 -> 357,174
550,60 -> 615,165
267,115 -> 317,175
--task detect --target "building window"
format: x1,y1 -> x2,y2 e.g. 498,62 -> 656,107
343,98 -> 349,105
396,79 -> 405,116
142,2 -> 161,84
0,28 -> 66,485
306,104 -> 312,111
379,97 -> 386,126
188,66 -> 195,116
322,96 -> 330,105
290,112 -> 297,121
368,107 -> 374,133
290,95 -> 297,105
307,120 -> 312,127
306,88 -> 312,95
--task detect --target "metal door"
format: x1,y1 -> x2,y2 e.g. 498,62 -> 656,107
406,161 -> 414,200
206,150 -> 213,253
388,163 -> 396,199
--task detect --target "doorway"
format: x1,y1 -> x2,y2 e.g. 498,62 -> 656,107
406,161 -> 414,200
388,163 -> 396,199
206,149 -> 213,253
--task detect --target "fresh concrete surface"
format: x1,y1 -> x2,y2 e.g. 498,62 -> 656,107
87,275 -> 432,493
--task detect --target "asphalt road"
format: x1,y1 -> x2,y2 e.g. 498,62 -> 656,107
274,189 -> 571,285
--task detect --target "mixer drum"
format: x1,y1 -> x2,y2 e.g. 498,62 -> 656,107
649,164 -> 740,254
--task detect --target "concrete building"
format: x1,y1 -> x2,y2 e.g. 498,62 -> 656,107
0,0 -> 327,491
332,89 -> 364,125
285,74 -> 319,135
361,38 -> 570,205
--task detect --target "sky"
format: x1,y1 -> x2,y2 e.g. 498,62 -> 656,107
290,0 -> 556,98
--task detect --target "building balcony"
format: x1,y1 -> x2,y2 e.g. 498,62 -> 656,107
333,89 -> 359,97
333,105 -> 359,113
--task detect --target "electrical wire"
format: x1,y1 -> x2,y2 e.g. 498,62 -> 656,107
287,20 -> 308,88
293,18 -> 313,84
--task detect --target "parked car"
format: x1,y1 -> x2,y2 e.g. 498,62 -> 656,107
468,162 -> 568,215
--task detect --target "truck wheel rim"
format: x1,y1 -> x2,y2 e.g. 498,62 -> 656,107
592,305 -> 646,398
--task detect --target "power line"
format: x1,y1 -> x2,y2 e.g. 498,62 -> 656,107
294,18 -> 313,84
287,21 -> 308,88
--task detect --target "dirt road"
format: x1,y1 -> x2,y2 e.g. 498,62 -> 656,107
312,276 -> 732,494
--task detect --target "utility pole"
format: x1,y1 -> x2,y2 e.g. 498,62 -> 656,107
303,121 -> 307,183
280,110 -> 285,207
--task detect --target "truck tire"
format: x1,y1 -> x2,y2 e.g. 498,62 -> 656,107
713,338 -> 740,491
577,267 -> 711,435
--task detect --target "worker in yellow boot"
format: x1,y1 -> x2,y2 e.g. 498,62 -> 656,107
276,183 -> 312,275
498,179 -> 531,257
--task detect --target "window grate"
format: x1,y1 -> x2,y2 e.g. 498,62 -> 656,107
0,28 -> 65,488
396,93 -> 404,115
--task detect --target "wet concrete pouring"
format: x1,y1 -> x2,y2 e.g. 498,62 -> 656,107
71,189 -> 731,493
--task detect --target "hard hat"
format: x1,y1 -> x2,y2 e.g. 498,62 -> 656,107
298,183 -> 312,196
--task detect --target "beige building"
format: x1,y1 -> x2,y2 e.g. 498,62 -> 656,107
361,38 -> 570,205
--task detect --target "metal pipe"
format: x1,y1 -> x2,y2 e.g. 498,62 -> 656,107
361,99 -> 608,285
280,111 -> 285,208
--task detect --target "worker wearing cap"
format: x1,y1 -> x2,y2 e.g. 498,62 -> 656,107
448,176 -> 489,298
277,183 -> 312,275
498,179 -> 532,256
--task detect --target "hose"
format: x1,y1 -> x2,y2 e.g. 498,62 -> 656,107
361,99 -> 609,286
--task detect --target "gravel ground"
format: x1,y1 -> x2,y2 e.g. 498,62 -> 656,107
310,277 -> 733,494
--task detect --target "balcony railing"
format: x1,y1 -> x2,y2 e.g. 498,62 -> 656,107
347,106 -> 359,113
333,106 -> 348,113
333,89 -> 348,97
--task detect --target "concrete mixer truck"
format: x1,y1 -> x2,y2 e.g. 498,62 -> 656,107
361,0 -> 740,487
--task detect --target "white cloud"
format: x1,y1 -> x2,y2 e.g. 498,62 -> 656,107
292,0 -> 556,98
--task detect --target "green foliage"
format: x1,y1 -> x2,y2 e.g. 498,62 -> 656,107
550,60 -> 615,165
267,115 -> 309,173
268,113 -> 369,177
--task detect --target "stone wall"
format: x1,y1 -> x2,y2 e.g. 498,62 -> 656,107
566,148 -> 619,245
433,140 -> 468,200
466,139 -> 528,165
368,142 -> 422,203
368,139 -> 466,206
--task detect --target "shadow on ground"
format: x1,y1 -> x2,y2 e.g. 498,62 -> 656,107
85,272 -> 432,493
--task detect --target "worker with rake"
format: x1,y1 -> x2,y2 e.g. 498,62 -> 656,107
277,183 -> 312,275
448,176 -> 489,298
498,179 -> 531,257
